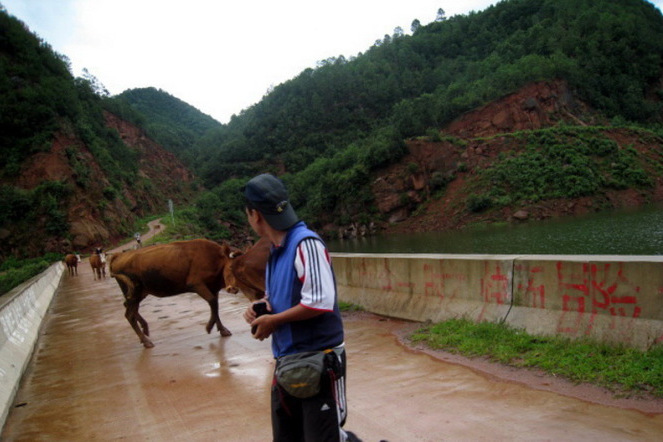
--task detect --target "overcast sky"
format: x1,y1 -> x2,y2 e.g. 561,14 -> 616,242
3,1 -> 663,124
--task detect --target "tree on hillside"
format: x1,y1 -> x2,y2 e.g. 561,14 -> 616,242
81,68 -> 109,97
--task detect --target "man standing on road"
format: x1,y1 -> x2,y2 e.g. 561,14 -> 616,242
242,173 -> 361,442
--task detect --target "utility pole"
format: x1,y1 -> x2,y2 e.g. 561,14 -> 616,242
168,199 -> 174,225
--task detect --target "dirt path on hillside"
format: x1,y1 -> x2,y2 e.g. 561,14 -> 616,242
107,218 -> 165,254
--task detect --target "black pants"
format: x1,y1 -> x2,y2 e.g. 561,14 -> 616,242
271,348 -> 347,442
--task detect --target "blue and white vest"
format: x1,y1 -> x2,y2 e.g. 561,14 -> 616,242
267,221 -> 344,358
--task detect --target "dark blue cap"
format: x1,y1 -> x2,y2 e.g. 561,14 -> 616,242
243,174 -> 299,230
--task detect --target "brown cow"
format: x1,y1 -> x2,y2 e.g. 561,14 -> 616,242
64,254 -> 78,276
90,248 -> 106,280
224,237 -> 269,300
109,239 -> 253,348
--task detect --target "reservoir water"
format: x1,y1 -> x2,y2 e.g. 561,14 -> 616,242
327,203 -> 663,255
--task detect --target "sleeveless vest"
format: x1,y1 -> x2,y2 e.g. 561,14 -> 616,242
267,221 -> 344,357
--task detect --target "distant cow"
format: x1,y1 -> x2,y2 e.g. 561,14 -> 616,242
90,248 -> 106,280
109,239 -> 255,348
224,237 -> 269,300
64,254 -> 78,276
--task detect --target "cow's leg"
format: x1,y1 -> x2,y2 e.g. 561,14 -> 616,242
134,307 -> 149,337
124,298 -> 153,348
115,274 -> 154,348
124,299 -> 153,348
193,285 -> 231,337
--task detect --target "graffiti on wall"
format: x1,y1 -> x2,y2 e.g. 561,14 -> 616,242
356,258 -> 394,291
517,261 -> 645,338
481,262 -> 509,305
337,254 -> 663,347
422,263 -> 467,300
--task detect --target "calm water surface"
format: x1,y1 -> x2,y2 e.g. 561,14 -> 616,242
327,204 -> 663,255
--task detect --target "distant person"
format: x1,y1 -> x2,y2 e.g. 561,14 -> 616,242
241,173 -> 361,442
134,232 -> 142,248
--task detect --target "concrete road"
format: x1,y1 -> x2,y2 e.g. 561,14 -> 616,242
3,245 -> 663,440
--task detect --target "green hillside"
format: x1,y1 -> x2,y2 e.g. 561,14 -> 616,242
112,87 -> 221,165
0,8 -> 140,248
0,7 -> 199,261
177,0 -> 663,229
0,10 -> 137,185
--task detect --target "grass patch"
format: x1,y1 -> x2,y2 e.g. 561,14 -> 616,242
0,253 -> 62,297
410,318 -> 663,398
339,302 -> 365,312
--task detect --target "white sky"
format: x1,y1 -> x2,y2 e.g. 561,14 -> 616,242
2,0 -> 663,124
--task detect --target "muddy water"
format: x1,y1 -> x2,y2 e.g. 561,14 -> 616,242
3,249 -> 663,440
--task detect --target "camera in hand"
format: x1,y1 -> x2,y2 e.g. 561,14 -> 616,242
251,302 -> 270,334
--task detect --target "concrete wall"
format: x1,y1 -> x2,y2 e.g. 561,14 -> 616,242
332,253 -> 663,350
0,262 -> 63,429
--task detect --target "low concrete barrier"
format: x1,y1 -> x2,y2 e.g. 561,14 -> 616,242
332,253 -> 663,350
0,262 -> 64,429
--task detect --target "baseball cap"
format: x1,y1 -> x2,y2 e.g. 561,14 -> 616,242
243,174 -> 299,230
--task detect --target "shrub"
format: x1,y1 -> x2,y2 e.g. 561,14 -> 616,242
467,194 -> 493,213
430,171 -> 454,190
103,186 -> 118,200
407,162 -> 419,174
0,254 -> 61,297
426,128 -> 442,142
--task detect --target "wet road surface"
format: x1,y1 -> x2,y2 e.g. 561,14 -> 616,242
3,243 -> 663,440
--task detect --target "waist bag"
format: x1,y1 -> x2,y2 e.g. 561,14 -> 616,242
275,349 -> 332,398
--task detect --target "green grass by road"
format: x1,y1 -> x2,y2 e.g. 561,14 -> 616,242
409,318 -> 663,399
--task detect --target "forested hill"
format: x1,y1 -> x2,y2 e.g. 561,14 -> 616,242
111,87 -> 221,166
0,8 -> 198,259
177,0 -> 663,234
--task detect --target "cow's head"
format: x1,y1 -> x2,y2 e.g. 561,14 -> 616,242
223,240 -> 268,301
223,245 -> 244,295
223,256 -> 264,300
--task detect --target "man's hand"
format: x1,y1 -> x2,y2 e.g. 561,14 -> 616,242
243,300 -> 271,324
251,314 -> 277,341
247,302 -> 325,340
